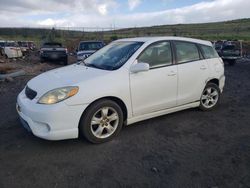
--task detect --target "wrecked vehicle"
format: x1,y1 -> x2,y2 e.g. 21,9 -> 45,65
1,41 -> 22,59
18,41 -> 30,56
76,41 -> 104,61
27,41 -> 36,50
40,42 -> 68,65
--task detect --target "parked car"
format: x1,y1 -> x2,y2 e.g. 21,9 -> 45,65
215,40 -> 242,66
17,37 -> 225,143
76,41 -> 104,61
40,42 -> 68,65
2,41 -> 22,59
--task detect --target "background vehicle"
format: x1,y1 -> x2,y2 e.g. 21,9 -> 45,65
0,40 -> 5,56
17,37 -> 225,143
215,40 -> 242,65
76,41 -> 104,61
2,41 -> 22,59
18,41 -> 30,56
27,41 -> 36,50
40,42 -> 68,65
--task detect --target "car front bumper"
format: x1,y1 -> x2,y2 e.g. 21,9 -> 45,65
16,90 -> 88,140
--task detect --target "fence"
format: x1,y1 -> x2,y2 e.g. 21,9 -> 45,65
0,22 -> 250,52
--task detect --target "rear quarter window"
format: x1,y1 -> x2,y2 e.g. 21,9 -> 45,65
200,45 -> 219,59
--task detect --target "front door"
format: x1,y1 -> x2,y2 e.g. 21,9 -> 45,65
130,41 -> 178,116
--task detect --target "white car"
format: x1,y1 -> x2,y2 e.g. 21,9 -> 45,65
2,41 -> 22,58
17,37 -> 225,143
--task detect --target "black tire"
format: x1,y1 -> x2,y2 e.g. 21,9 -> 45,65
79,99 -> 124,144
228,59 -> 236,66
199,83 -> 221,111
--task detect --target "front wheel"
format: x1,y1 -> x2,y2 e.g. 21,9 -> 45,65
199,83 -> 220,111
79,99 -> 123,144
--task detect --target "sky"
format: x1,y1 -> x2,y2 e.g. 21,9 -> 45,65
0,0 -> 250,28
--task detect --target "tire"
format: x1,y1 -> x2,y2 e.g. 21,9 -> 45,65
199,83 -> 221,111
228,60 -> 236,66
79,99 -> 124,144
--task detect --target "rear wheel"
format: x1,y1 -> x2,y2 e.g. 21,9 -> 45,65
79,99 -> 123,144
199,83 -> 220,111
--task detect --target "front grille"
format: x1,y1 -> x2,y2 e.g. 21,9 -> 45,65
25,86 -> 37,100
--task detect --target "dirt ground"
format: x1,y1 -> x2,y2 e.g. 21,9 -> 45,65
0,56 -> 250,188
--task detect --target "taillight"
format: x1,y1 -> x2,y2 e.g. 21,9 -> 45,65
65,48 -> 68,54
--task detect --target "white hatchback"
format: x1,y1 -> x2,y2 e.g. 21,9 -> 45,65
17,37 -> 225,143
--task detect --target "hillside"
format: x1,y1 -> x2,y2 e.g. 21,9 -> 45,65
0,18 -> 250,50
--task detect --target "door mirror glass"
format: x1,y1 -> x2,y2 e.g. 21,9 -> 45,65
130,62 -> 149,73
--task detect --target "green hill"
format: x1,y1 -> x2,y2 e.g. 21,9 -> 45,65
0,18 -> 250,50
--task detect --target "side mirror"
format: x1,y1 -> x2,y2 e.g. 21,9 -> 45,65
130,62 -> 149,73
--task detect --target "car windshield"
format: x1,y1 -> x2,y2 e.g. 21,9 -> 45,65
84,41 -> 143,71
79,42 -> 104,51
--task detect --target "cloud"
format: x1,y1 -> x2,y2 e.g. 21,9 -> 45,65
128,0 -> 141,11
0,0 -> 250,28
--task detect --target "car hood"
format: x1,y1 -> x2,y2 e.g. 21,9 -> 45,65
27,64 -> 110,97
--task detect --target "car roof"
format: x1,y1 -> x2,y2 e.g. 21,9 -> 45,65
117,36 -> 212,46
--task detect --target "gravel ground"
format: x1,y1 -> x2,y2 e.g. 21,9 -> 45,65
0,60 -> 250,188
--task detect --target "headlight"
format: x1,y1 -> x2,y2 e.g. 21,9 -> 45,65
38,86 -> 79,104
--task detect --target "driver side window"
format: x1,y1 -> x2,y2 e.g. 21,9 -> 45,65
138,41 -> 172,68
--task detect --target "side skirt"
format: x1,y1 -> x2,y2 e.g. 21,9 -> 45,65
126,101 -> 200,125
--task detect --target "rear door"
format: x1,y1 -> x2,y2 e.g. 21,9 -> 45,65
174,41 -> 210,105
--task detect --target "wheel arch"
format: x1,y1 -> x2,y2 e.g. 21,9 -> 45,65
78,96 -> 128,128
206,78 -> 219,87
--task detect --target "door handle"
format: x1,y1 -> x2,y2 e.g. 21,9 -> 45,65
200,65 -> 207,70
168,71 -> 177,76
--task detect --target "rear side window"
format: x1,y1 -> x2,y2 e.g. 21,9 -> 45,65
138,41 -> 172,68
175,41 -> 200,64
200,45 -> 219,59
